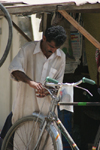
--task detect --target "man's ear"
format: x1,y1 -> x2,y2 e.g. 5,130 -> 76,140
43,35 -> 46,41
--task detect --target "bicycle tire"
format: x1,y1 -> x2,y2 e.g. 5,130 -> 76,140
0,3 -> 13,67
1,113 -> 62,150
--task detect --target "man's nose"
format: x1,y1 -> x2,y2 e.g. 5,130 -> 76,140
50,48 -> 55,53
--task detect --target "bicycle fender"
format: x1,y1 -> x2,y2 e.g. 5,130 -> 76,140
49,124 -> 63,150
32,112 -> 45,120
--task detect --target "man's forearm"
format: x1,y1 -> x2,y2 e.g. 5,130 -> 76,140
12,71 -> 32,84
12,71 -> 49,97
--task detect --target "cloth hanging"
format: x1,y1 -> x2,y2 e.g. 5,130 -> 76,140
95,48 -> 100,87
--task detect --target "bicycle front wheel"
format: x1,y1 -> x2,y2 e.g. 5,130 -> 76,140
1,114 -> 60,150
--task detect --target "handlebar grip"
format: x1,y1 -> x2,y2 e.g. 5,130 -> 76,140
82,77 -> 96,85
46,76 -> 58,84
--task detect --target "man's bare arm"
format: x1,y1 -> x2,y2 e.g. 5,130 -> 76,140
12,70 -> 31,83
12,71 -> 49,97
12,71 -> 43,90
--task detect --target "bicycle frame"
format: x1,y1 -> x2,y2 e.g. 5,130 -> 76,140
32,111 -> 63,150
55,116 -> 79,150
41,77 -> 99,150
33,113 -> 79,150
33,85 -> 80,150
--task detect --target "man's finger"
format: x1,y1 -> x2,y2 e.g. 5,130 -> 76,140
36,95 -> 45,98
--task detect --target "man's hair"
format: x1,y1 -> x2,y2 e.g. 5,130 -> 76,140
44,25 -> 67,47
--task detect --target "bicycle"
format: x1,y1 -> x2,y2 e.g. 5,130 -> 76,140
1,76 -> 100,150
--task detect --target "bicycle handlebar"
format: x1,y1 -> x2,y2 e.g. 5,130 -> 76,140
46,76 -> 96,85
45,77 -> 95,97
46,76 -> 59,84
82,77 -> 96,85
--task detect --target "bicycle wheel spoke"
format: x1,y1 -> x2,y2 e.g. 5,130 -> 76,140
14,140 -> 21,150
27,121 -> 41,149
1,115 -> 58,150
14,127 -> 27,148
5,138 -> 19,150
5,141 -> 13,150
42,135 -> 55,150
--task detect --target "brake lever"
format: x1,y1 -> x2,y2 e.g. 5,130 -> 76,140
75,85 -> 93,96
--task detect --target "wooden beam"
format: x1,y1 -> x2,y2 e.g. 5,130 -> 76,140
1,3 -> 100,16
12,21 -> 32,42
58,3 -> 100,13
4,15 -> 32,41
43,13 -> 47,33
58,10 -> 100,50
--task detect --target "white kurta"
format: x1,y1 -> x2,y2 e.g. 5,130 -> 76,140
9,41 -> 66,124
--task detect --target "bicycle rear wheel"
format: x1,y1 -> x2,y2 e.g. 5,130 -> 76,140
0,3 -> 13,67
1,114 -> 60,150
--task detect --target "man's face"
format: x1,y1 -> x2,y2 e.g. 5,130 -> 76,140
42,36 -> 58,58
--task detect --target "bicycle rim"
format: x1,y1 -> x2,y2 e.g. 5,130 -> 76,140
1,115 -> 57,150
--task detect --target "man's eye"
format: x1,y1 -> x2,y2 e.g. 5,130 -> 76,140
50,45 -> 54,48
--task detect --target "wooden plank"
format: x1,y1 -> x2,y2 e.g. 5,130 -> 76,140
58,9 -> 100,49
58,3 -> 100,13
1,3 -> 100,16
43,13 -> 47,33
0,4 -> 56,15
4,13 -> 32,41
0,2 -> 73,15
12,21 -> 32,41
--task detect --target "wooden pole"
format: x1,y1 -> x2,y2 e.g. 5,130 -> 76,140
43,13 -> 47,33
58,10 -> 100,50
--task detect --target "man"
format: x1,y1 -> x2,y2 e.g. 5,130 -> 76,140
0,25 -> 67,149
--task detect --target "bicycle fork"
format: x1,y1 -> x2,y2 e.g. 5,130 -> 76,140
55,117 -> 80,150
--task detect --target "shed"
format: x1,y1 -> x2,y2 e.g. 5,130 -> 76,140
1,0 -> 100,81
0,1 -> 100,149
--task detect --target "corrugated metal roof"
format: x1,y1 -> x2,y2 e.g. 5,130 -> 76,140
21,0 -> 100,5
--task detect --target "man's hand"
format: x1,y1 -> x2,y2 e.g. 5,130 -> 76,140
36,88 -> 49,98
12,71 -> 49,98
28,81 -> 49,98
28,80 -> 43,90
